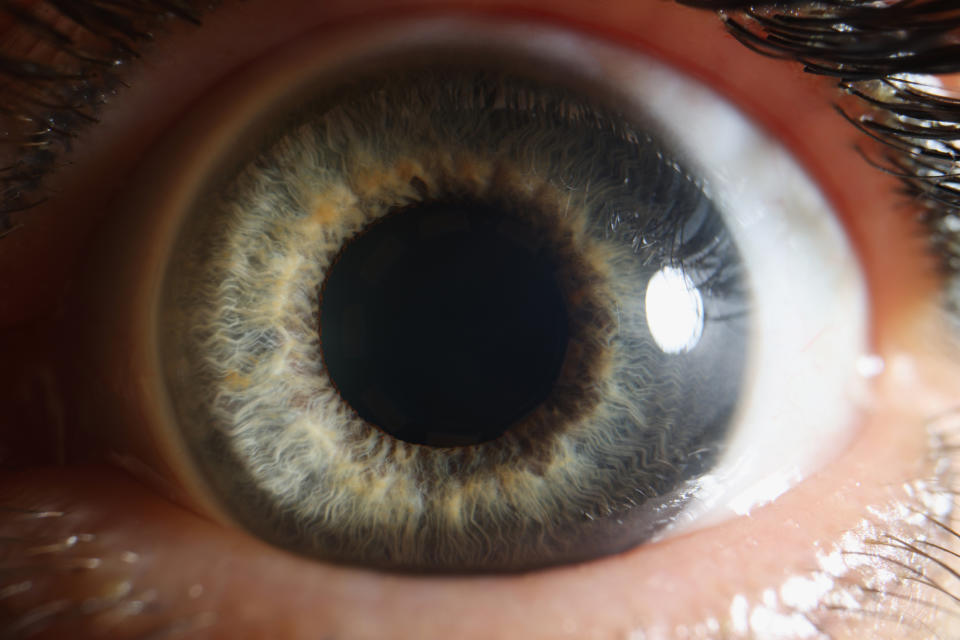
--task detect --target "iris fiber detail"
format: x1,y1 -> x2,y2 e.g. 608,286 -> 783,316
160,64 -> 749,572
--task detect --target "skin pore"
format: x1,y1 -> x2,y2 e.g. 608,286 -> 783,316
1,1 -> 959,639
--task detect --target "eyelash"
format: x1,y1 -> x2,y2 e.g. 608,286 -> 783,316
0,0 -> 206,236
4,0 -> 960,310
685,0 -> 960,320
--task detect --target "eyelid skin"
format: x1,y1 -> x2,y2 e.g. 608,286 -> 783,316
1,1 -> 959,639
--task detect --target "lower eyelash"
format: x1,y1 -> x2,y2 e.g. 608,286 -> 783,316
650,409 -> 960,639
0,0 -> 958,635
792,411 -> 960,639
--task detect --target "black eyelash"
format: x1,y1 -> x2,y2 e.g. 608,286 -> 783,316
0,0 -> 210,236
680,0 -> 960,316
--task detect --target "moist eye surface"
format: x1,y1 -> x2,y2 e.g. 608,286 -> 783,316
159,60 -> 749,572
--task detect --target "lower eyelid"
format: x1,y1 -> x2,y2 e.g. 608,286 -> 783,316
0,360 -> 950,640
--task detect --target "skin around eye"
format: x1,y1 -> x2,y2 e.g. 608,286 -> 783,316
0,1 -> 958,639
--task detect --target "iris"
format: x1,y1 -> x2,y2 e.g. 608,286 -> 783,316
159,62 -> 748,572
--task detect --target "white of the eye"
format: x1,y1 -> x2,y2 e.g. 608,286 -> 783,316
411,32 -> 867,528
591,39 -> 869,529
486,25 -> 868,528
645,266 -> 704,354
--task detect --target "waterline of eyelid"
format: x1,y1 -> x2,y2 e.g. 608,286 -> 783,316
0,390 -> 955,639
0,504 -> 219,639
645,406 -> 960,640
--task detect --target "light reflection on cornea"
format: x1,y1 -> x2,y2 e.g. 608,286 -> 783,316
645,266 -> 704,355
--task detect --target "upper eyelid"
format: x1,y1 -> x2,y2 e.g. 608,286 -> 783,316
0,0 -> 958,272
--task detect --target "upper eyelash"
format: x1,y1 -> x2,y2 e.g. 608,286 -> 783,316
3,0 -> 960,302
0,0 -> 209,236
684,0 -> 960,317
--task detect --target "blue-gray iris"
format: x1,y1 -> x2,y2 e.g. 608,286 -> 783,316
160,61 -> 749,572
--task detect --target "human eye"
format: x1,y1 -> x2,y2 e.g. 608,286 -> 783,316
1,1 -> 959,639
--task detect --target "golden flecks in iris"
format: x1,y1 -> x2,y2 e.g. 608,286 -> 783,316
308,180 -> 359,227
450,153 -> 496,193
310,202 -> 341,227
223,370 -> 252,391
350,153 -> 428,202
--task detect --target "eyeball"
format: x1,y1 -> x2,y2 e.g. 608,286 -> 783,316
78,18 -> 867,572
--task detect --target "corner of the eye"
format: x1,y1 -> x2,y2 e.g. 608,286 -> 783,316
106,450 -> 173,492
106,450 -> 217,518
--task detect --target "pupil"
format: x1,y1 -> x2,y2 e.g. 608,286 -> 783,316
319,199 -> 570,447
